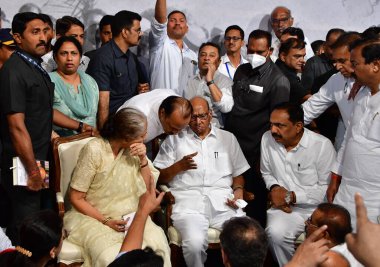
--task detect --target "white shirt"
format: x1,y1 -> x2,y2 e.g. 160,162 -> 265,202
153,126 -> 250,214
331,243 -> 363,267
260,128 -> 336,204
302,73 -> 357,127
270,31 -> 314,62
185,71 -> 233,128
118,89 -> 177,143
41,50 -> 90,72
333,87 -> 380,225
149,18 -> 197,96
217,54 -> 248,80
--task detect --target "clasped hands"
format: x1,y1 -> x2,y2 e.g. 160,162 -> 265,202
269,186 -> 294,213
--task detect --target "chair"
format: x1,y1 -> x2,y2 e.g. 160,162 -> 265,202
52,132 -> 95,267
159,185 -> 254,267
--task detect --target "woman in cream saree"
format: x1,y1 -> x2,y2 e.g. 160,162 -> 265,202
63,108 -> 171,267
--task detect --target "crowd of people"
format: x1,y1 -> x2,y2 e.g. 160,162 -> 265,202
0,1 -> 379,267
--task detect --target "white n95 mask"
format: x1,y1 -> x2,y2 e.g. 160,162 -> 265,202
246,53 -> 266,69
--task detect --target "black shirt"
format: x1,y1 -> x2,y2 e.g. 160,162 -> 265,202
301,54 -> 337,94
275,59 -> 308,104
224,60 -> 290,164
87,40 -> 139,114
0,51 -> 54,167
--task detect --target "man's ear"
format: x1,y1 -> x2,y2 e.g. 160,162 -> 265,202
13,33 -> 22,45
279,51 -> 286,62
269,47 -> 274,56
296,122 -> 303,134
372,59 -> 380,73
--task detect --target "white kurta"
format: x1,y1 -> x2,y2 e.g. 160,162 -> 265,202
333,87 -> 380,228
149,18 -> 197,96
331,243 -> 363,267
117,89 -> 177,143
185,71 -> 234,128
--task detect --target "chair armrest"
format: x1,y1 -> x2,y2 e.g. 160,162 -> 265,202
56,192 -> 65,218
159,185 -> 175,205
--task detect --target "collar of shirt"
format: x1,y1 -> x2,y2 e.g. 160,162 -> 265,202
186,123 -> 217,140
275,128 -> 310,152
221,54 -> 245,65
111,39 -> 130,58
255,59 -> 272,76
169,38 -> 191,53
276,59 -> 299,79
17,48 -> 43,63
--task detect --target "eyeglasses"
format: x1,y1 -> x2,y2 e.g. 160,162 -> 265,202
305,217 -> 319,228
224,36 -> 242,42
271,17 -> 291,24
190,113 -> 209,121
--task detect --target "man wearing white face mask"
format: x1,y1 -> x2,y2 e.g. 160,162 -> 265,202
225,29 -> 290,228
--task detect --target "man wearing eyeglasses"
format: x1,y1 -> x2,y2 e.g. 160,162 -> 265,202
154,96 -> 250,267
305,203 -> 362,267
261,102 -> 336,266
218,25 -> 248,80
270,6 -> 314,62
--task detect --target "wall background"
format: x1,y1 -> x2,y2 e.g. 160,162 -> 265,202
1,0 -> 379,53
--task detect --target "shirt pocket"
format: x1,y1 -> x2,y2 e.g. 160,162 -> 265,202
212,152 -> 233,179
293,163 -> 318,186
366,111 -> 380,142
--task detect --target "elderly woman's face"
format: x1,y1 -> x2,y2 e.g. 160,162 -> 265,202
55,41 -> 80,75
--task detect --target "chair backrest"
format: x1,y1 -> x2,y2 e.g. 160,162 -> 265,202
52,133 -> 95,212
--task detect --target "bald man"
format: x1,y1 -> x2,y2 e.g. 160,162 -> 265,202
154,96 -> 250,267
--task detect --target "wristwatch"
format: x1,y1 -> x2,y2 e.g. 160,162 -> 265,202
285,191 -> 292,205
206,80 -> 215,86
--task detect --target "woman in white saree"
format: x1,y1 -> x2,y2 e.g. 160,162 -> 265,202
63,108 -> 171,267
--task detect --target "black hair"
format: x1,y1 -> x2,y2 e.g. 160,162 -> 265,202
167,10 -> 187,20
111,10 -> 142,37
0,210 -> 63,267
362,26 -> 380,39
53,36 -> 83,58
99,15 -> 114,32
349,37 -> 380,53
159,96 -> 193,119
198,42 -> 221,59
225,25 -> 245,40
12,12 -> 42,35
311,40 -> 324,54
281,27 -> 305,42
108,247 -> 163,267
279,38 -> 306,55
330,31 -> 361,50
39,13 -> 53,29
272,102 -> 304,125
316,203 -> 352,245
362,43 -> 380,64
248,29 -> 272,47
220,216 -> 268,267
325,28 -> 345,42
56,16 -> 84,36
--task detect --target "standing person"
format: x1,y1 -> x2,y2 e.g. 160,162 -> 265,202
185,42 -> 233,128
218,25 -> 248,80
331,41 -> 380,227
50,36 -> 98,136
270,6 -> 314,62
149,0 -> 197,95
0,28 -> 16,69
87,10 -> 148,130
0,12 -> 54,244
224,29 -> 290,227
42,16 -> 90,72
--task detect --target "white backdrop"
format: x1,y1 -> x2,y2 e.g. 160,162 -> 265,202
1,0 -> 379,52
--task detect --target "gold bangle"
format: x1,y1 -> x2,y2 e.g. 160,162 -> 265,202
102,217 -> 112,225
140,162 -> 148,169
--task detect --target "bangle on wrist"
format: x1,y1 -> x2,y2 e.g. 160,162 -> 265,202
77,121 -> 83,132
102,217 -> 112,225
140,161 -> 148,169
233,185 -> 244,192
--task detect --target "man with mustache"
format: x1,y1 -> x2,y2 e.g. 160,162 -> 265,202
0,12 -> 54,244
260,102 -> 335,266
87,10 -> 147,130
149,0 -> 197,96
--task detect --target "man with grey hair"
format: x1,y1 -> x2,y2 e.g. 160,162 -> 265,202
270,6 -> 314,61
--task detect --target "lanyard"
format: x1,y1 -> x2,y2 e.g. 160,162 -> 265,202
16,51 -> 49,78
225,62 -> 233,80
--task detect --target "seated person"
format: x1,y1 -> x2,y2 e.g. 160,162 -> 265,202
50,36 -> 98,136
305,203 -> 363,267
0,210 -> 63,267
185,42 -> 234,128
63,108 -> 170,267
154,96 -> 250,267
261,102 -> 336,266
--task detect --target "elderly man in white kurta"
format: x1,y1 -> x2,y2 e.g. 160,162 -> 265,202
261,103 -> 335,266
331,41 -> 380,228
154,97 -> 249,267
